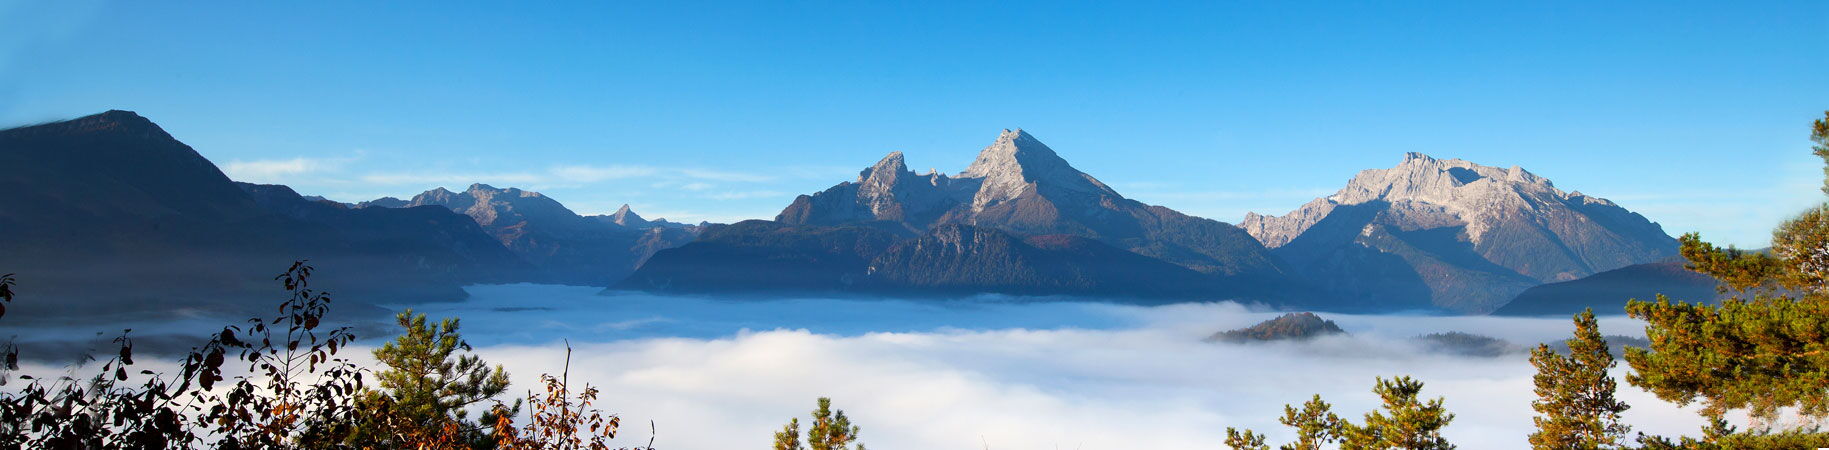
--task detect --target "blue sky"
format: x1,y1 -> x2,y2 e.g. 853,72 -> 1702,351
3,1 -> 1825,246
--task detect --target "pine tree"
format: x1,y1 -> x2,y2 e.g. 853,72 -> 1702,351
772,397 -> 864,450
1624,111 -> 1829,433
773,418 -> 802,450
1339,376 -> 1455,449
1226,381 -> 1443,450
1273,395 -> 1344,450
1528,309 -> 1630,449
355,309 -> 512,446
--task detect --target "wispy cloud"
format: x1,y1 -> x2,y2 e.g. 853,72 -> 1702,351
358,171 -> 545,187
223,155 -> 360,184
1124,187 -> 1335,202
679,168 -> 775,183
550,164 -> 659,182
705,190 -> 787,200
351,165 -> 781,190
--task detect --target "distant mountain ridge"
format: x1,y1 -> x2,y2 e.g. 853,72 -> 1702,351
1491,261 -> 1722,316
358,184 -> 699,285
1243,153 -> 1678,314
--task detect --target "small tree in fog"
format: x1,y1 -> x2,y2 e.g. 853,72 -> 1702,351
1226,378 -> 1450,450
1226,394 -> 1342,450
351,309 -> 514,447
773,397 -> 864,450
1338,376 -> 1455,449
1528,309 -> 1630,449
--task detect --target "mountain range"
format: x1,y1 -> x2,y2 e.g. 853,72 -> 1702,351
622,129 -> 1307,304
354,184 -> 699,285
2,111 -> 1703,317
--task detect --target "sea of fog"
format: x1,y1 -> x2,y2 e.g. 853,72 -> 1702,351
395,284 -> 1708,449
8,284 -> 1714,449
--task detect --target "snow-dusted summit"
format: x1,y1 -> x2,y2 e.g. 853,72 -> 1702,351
1242,153 -> 1677,313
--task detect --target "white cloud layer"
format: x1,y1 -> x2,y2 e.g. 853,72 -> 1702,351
0,285 -> 1733,449
388,286 -> 1716,449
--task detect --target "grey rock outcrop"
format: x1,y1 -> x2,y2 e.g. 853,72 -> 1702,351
775,151 -> 968,232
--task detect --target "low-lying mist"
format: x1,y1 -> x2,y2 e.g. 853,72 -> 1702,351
421,285 -> 1705,449
3,284 -> 1710,448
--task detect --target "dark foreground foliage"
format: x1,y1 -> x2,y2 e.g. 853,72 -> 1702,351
0,261 -> 651,450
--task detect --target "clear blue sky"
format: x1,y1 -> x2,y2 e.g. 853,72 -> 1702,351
4,1 -> 1825,246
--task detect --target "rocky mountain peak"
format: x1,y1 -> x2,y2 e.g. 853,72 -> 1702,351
1250,154 -> 1614,249
958,129 -> 1118,212
405,184 -> 578,228
609,204 -> 650,228
859,151 -> 909,182
1330,153 -> 1558,210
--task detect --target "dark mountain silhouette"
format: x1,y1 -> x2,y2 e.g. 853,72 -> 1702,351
1243,153 -> 1678,314
0,111 -> 525,321
236,182 -> 535,279
1490,261 -> 1722,316
616,221 -> 1230,301
1206,312 -> 1347,343
614,220 -> 905,294
864,225 -> 1226,300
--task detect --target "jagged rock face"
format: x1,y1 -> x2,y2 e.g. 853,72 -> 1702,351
777,129 -> 1287,279
409,184 -> 592,231
1243,153 -> 1678,314
777,152 -> 967,231
957,129 -> 1120,214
